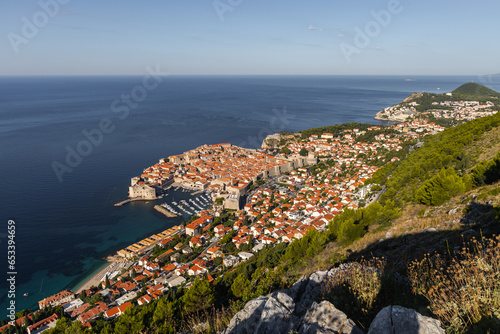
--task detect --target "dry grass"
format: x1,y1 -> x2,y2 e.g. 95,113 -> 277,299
346,205 -> 463,257
321,258 -> 387,329
408,235 -> 500,332
182,303 -> 241,334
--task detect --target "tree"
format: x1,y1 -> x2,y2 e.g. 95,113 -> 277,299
114,307 -> 144,334
415,168 -> 466,206
220,230 -> 235,244
299,148 -> 308,156
181,278 -> 215,313
231,274 -> 250,298
153,299 -> 175,325
280,147 -> 291,155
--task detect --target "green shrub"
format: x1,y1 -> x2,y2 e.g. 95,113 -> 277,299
414,168 -> 466,206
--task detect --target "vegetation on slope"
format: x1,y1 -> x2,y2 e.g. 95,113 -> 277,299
452,82 -> 500,99
372,111 -> 500,206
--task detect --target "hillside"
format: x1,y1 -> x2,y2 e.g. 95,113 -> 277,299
223,113 -> 500,334
452,82 -> 500,99
222,112 -> 500,333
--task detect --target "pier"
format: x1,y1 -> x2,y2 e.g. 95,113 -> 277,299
114,198 -> 150,207
154,205 -> 178,218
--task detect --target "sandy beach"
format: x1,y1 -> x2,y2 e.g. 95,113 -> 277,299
75,258 -> 130,293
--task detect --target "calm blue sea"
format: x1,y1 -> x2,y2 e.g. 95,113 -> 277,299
1,75 -> 499,314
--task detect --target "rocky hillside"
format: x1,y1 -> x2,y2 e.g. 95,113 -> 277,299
223,267 -> 444,334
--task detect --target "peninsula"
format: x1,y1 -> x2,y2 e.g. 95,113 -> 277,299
128,143 -> 317,210
375,82 -> 500,124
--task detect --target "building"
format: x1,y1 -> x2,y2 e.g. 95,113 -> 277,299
27,314 -> 58,334
167,275 -> 186,288
104,302 -> 132,320
128,183 -> 156,200
38,290 -> 75,309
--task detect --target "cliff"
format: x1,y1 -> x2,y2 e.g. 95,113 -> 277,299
261,133 -> 282,150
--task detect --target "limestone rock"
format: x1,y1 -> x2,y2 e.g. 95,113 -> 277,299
295,270 -> 328,316
368,305 -> 445,334
254,296 -> 299,334
270,290 -> 296,313
286,274 -> 308,302
223,294 -> 298,334
223,296 -> 268,334
298,301 -> 363,334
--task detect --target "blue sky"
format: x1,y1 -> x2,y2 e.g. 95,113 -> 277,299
1,0 -> 499,75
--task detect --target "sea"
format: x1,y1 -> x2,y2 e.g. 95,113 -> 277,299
1,75 -> 500,315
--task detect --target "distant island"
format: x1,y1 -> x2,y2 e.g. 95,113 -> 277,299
375,82 -> 500,125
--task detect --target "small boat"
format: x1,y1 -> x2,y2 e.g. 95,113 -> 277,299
24,293 -> 29,297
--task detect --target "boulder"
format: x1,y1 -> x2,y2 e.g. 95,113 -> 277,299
295,270 -> 328,316
298,301 -> 363,334
286,274 -> 308,302
254,296 -> 299,334
223,296 -> 268,334
270,290 -> 296,313
368,305 -> 445,334
224,294 -> 298,334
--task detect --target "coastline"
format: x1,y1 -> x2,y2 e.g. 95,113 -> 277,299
72,189 -> 190,294
73,257 -> 129,294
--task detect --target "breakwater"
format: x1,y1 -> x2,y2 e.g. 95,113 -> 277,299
114,198 -> 149,207
154,205 -> 178,218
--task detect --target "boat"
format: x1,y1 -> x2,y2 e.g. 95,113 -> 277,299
23,293 -> 29,297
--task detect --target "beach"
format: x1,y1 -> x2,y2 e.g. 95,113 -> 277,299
75,258 -> 130,293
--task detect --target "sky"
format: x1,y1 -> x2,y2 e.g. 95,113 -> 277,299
0,0 -> 499,76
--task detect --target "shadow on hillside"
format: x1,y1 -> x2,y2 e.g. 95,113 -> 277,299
323,201 -> 500,332
348,201 -> 499,271
460,201 -> 499,227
